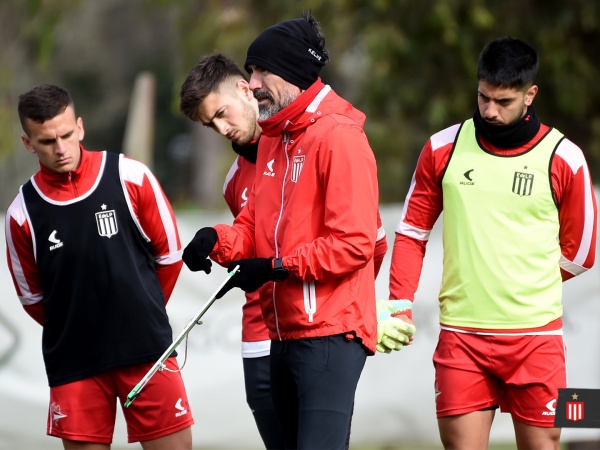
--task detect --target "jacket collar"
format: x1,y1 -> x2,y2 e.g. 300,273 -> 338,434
37,145 -> 86,183
258,79 -> 327,137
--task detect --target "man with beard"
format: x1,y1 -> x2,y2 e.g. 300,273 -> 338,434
179,51 -> 394,449
388,36 -> 597,449
181,13 -> 415,450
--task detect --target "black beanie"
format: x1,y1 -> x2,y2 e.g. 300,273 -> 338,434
245,18 -> 327,90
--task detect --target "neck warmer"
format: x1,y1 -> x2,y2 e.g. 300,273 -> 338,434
473,106 -> 540,149
259,79 -> 325,137
231,139 -> 258,164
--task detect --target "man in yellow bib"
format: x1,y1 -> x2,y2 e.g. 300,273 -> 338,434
388,37 -> 597,449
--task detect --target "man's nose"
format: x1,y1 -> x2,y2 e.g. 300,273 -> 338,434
214,120 -> 229,137
248,74 -> 261,91
55,139 -> 67,154
482,102 -> 498,120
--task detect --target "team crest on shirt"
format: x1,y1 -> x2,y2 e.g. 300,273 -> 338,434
291,153 -> 305,183
95,204 -> 119,238
512,171 -> 534,196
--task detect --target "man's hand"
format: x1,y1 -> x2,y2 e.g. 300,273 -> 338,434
376,300 -> 416,353
216,257 -> 289,299
182,227 -> 218,273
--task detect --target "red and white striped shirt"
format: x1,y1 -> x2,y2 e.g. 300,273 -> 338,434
5,147 -> 183,325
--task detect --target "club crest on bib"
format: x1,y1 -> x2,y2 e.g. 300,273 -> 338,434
512,171 -> 534,196
96,204 -> 118,238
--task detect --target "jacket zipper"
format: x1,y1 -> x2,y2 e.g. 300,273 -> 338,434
68,172 -> 79,197
273,131 -> 291,340
303,281 -> 316,322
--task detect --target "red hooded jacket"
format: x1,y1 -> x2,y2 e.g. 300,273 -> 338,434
212,80 -> 380,353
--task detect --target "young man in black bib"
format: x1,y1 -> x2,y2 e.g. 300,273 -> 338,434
5,84 -> 193,450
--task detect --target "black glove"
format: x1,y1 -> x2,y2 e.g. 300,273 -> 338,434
216,257 -> 289,299
182,227 -> 218,273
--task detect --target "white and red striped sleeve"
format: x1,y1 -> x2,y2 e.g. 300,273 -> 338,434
5,192 -> 45,324
119,156 -> 183,303
389,125 -> 458,309
552,139 -> 597,280
373,211 -> 388,278
223,155 -> 256,219
223,156 -> 242,217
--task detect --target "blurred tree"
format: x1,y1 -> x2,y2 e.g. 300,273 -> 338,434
169,0 -> 600,203
1,0 -> 599,210
0,0 -> 187,209
0,0 -> 82,210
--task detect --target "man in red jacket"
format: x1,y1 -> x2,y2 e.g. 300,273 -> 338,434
5,84 -> 193,449
179,53 -> 391,449
181,14 -> 413,449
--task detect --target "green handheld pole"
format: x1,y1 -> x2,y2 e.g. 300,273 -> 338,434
124,265 -> 240,408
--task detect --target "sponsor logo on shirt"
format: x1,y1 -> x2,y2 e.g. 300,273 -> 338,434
96,204 -> 118,238
241,187 -> 248,208
48,230 -> 63,251
542,398 -> 556,416
175,398 -> 188,418
263,159 -> 275,177
460,169 -> 475,186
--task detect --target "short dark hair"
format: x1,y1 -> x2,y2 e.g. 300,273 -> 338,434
477,37 -> 539,89
179,53 -> 247,121
18,84 -> 74,133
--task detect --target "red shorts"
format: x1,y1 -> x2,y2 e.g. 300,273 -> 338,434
47,357 -> 194,444
433,330 -> 566,427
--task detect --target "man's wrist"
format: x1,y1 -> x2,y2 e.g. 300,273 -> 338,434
271,257 -> 289,281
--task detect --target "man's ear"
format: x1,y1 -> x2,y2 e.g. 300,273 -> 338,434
237,79 -> 254,102
21,134 -> 35,154
525,84 -> 538,106
77,116 -> 85,141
